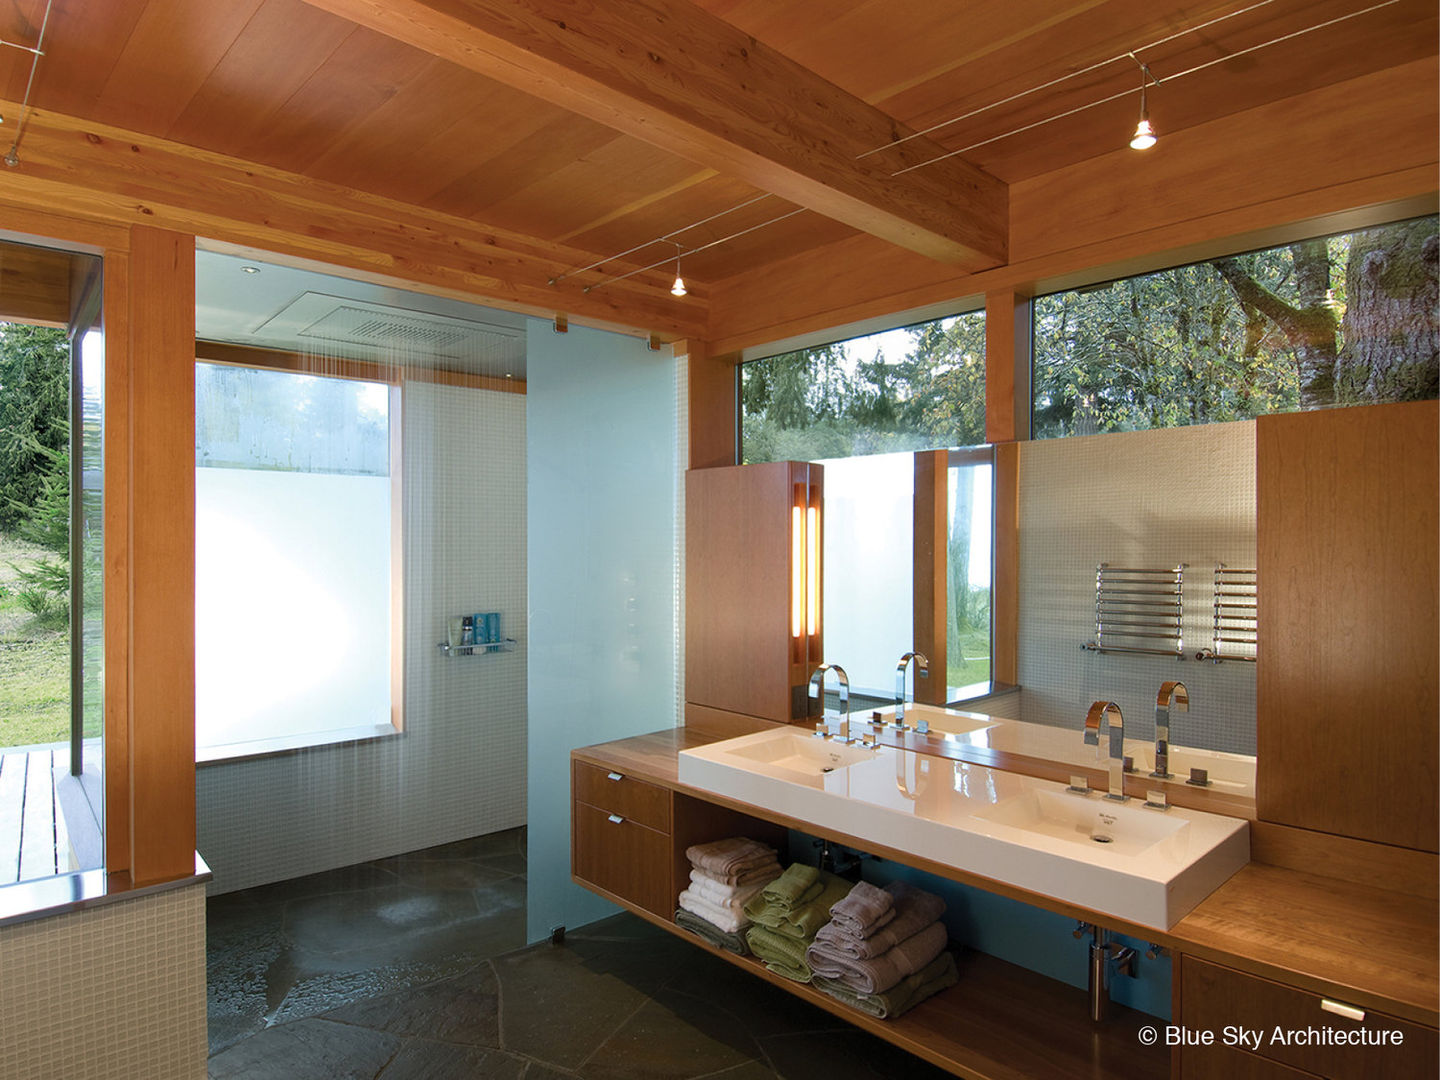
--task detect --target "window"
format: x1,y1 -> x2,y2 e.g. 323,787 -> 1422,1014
738,312 -> 992,707
194,362 -> 400,760
1032,215 -> 1440,438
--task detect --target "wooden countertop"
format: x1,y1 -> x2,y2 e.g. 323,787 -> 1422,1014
573,727 -> 1439,1028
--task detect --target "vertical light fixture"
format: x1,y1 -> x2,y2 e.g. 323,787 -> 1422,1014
670,242 -> 687,297
1129,55 -> 1158,150
791,499 -> 805,639
790,472 -> 822,641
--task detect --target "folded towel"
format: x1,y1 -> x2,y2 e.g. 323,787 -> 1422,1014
746,924 -> 814,982
812,881 -> 946,959
685,837 -> 778,878
678,889 -> 748,934
745,870 -> 852,941
689,866 -> 781,903
827,880 -> 895,937
805,919 -> 948,994
755,863 -> 820,907
675,908 -> 749,956
689,859 -> 784,889
813,950 -> 959,1019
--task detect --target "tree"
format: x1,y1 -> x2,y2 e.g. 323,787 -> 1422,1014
0,323 -> 69,531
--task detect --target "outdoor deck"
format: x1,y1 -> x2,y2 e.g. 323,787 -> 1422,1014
0,743 -> 102,886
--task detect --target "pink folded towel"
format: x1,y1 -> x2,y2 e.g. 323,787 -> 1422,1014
805,918 -> 949,994
827,880 -> 895,937
685,837 -> 779,880
812,881 -> 946,960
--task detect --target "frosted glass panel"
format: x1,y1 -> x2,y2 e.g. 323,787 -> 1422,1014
819,452 -> 913,699
195,468 -> 392,752
526,321 -> 677,942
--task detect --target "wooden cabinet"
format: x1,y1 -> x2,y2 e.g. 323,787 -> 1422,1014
1256,399 -> 1438,852
1177,955 -> 1439,1080
570,761 -> 673,917
686,462 -> 822,725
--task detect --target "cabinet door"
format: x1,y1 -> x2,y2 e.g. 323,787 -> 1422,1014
686,462 -> 822,724
572,800 -> 673,917
1256,400 -> 1438,851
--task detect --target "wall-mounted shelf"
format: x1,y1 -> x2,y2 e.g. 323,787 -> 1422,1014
438,638 -> 517,656
1081,563 -> 1186,658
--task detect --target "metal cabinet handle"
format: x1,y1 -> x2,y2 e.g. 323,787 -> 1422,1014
607,771 -> 623,781
606,814 -> 624,824
1321,999 -> 1365,1022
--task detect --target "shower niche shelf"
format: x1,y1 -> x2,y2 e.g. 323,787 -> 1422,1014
438,639 -> 517,656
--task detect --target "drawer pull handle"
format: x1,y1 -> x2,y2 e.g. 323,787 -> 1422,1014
607,772 -> 623,781
1321,999 -> 1366,1022
606,814 -> 624,824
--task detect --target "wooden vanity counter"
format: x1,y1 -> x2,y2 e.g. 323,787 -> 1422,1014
572,726 -> 1438,1077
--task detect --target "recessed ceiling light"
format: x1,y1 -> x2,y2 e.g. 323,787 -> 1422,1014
241,266 -> 260,274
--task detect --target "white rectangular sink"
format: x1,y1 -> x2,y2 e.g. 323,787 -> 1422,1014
678,728 -> 1249,930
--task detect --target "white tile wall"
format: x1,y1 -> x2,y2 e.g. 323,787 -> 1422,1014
1017,421 -> 1257,755
197,382 -> 528,893
0,883 -> 208,1080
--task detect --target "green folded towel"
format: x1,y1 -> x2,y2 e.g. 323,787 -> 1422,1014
744,866 -> 852,941
746,923 -> 814,982
675,908 -> 750,956
757,863 -> 820,907
812,950 -> 958,1019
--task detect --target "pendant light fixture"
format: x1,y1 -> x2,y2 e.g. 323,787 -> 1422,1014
670,242 -> 687,297
1129,56 -> 1158,150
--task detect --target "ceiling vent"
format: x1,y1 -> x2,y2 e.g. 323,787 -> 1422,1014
256,292 -> 525,366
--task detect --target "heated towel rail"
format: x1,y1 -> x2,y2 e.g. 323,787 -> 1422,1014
1195,564 -> 1257,663
1081,564 -> 1186,658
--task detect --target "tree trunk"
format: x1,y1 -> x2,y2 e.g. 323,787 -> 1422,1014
1334,219 -> 1440,403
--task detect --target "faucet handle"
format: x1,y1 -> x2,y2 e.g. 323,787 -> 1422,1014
813,721 -> 831,739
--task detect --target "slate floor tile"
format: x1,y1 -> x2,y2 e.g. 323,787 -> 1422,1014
207,1017 -> 402,1080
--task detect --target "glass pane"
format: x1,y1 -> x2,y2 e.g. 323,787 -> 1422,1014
947,456 -> 992,697
194,366 -> 393,756
819,451 -> 913,703
1032,215 -> 1439,438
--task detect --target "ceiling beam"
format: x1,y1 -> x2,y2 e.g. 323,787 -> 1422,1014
0,101 -> 708,341
300,0 -> 1008,269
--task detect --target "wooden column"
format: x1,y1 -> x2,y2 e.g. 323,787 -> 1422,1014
984,290 -> 1029,688
913,450 -> 948,703
983,291 -> 1031,445
126,226 -> 197,885
683,340 -> 738,468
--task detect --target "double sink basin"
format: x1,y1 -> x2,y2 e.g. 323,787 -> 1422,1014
677,724 -> 1249,931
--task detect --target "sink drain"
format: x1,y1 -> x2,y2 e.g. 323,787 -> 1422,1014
1091,834 -> 1113,843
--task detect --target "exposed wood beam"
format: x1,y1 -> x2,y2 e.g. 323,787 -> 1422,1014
300,0 -> 1008,268
0,102 -> 708,342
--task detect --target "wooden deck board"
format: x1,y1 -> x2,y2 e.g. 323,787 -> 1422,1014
18,749 -> 57,881
0,751 -> 24,884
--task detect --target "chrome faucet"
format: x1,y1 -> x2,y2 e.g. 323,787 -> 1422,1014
1152,681 -> 1188,779
809,663 -> 851,740
1083,701 -> 1128,801
894,652 -> 929,733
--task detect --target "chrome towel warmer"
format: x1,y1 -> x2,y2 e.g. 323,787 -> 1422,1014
1081,564 -> 1186,658
1195,564 -> 1256,663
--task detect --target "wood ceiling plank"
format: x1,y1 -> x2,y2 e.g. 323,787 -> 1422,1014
92,0 -> 268,134
3,0 -> 149,117
299,0 -> 1008,268
239,26 -> 434,174
0,0 -> 52,102
0,243 -> 73,327
165,0 -> 356,154
554,167 -> 727,245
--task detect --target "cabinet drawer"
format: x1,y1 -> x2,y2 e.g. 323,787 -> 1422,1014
572,800 -> 673,917
1180,1042 -> 1320,1080
1181,957 -> 1438,1079
574,761 -> 671,832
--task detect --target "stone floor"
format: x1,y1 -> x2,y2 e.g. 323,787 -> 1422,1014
205,829 -> 952,1079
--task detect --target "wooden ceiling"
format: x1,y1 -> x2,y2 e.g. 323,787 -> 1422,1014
0,0 -> 1431,291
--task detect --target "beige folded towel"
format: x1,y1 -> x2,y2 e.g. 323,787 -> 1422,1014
685,837 -> 778,878
812,881 -> 946,960
690,860 -> 783,889
805,919 -> 949,994
827,879 -> 895,937
678,888 -> 748,934
688,870 -> 774,908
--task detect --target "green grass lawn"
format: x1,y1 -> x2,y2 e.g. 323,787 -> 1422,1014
948,625 -> 992,689
0,531 -> 70,748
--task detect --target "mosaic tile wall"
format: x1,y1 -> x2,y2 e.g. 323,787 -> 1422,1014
1016,420 -> 1258,756
0,883 -> 207,1080
196,382 -> 528,894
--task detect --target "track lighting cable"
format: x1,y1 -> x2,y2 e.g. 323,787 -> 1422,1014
4,0 -> 55,166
